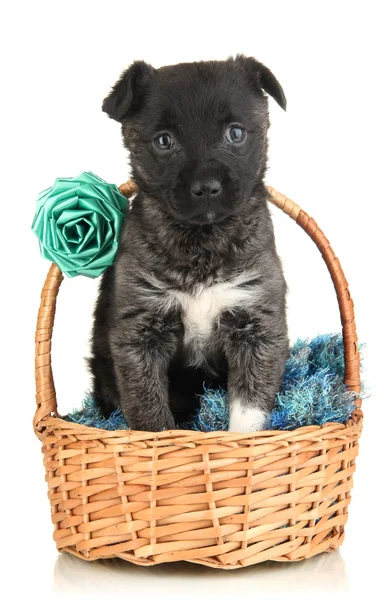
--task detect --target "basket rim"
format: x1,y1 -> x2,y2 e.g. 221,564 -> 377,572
41,410 -> 363,443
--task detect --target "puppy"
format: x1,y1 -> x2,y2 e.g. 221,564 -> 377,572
90,55 -> 289,433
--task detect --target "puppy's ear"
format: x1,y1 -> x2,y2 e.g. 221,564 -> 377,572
235,55 -> 287,111
102,61 -> 156,122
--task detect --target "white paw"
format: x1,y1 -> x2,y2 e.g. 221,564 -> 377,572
228,402 -> 269,433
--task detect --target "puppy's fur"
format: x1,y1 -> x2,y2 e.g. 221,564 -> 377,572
90,55 -> 289,432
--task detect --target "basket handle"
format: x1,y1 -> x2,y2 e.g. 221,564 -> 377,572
33,182 -> 361,437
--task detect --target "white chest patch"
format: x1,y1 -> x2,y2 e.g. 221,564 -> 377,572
138,270 -> 261,367
169,273 -> 260,347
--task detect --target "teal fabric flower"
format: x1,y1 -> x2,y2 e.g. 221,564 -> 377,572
32,172 -> 129,277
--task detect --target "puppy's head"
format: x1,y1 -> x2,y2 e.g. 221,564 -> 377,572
103,55 -> 286,224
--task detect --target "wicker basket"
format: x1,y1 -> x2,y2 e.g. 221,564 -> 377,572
34,184 -> 363,569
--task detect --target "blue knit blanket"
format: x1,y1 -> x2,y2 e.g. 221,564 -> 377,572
66,333 -> 362,432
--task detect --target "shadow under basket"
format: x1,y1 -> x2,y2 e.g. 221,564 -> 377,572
34,184 -> 363,569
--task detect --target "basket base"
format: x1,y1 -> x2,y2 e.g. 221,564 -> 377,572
60,530 -> 344,570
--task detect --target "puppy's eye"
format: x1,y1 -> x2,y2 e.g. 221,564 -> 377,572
226,125 -> 246,144
154,133 -> 173,150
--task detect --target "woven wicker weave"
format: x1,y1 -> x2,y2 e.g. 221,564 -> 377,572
34,184 -> 363,569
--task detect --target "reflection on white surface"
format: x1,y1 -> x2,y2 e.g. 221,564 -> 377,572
53,550 -> 348,599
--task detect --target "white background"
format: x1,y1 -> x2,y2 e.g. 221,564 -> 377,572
1,1 -> 391,598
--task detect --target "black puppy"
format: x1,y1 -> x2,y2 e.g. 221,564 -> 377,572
90,55 -> 289,432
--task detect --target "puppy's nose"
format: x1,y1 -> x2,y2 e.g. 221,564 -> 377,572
191,179 -> 222,200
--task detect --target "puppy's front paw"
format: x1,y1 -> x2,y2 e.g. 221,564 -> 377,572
228,403 -> 269,433
122,407 -> 176,432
